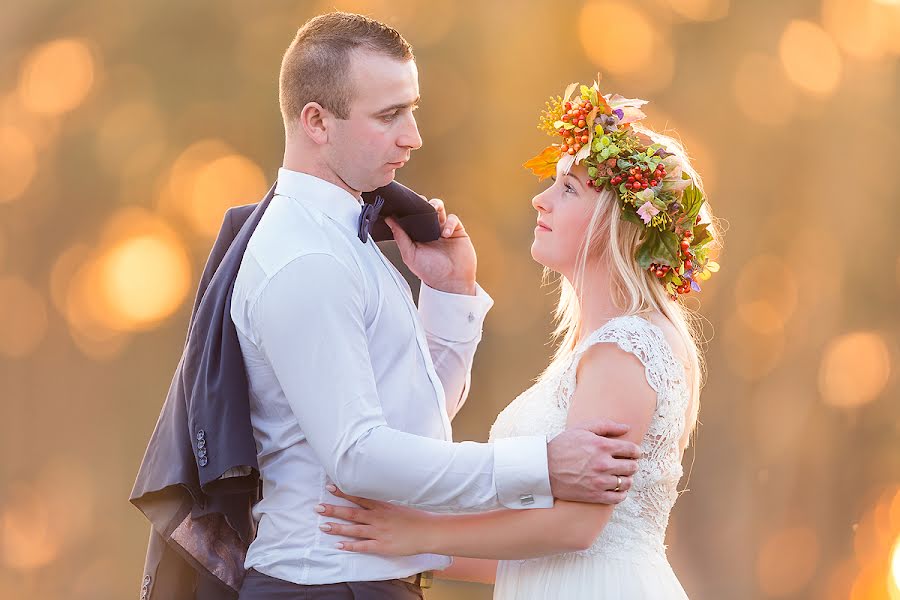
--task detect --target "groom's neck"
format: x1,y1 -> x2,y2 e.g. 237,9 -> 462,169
282,144 -> 362,200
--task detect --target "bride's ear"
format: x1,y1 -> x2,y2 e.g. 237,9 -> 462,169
299,102 -> 329,145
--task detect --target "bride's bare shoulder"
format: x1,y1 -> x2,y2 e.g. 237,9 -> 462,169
643,312 -> 691,366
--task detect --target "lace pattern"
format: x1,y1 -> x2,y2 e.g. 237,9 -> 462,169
488,315 -> 690,563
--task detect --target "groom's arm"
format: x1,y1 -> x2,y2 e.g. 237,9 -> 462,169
250,252 -> 553,513
417,282 -> 493,420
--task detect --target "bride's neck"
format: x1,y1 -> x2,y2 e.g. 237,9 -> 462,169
569,260 -> 623,342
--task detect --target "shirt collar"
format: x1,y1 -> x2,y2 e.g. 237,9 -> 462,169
275,167 -> 363,234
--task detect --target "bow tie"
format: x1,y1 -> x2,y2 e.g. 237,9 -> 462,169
358,195 -> 385,242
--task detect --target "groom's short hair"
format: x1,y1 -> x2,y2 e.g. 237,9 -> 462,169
280,12 -> 414,133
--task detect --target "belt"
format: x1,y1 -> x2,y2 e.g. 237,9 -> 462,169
397,571 -> 433,589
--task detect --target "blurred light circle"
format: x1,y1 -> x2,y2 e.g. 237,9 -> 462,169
580,1 -> 654,74
0,484 -> 59,569
18,38 -> 96,116
779,20 -> 842,96
733,53 -> 797,125
663,0 -> 730,21
189,154 -> 268,237
99,233 -> 192,330
0,277 -> 48,358
822,0 -> 900,60
891,536 -> 900,596
735,255 -> 799,335
756,527 -> 820,597
819,331 -> 891,408
0,126 -> 38,203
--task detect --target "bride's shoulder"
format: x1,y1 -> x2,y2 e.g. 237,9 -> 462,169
599,313 -> 690,367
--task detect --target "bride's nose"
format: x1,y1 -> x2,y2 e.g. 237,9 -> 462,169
532,189 -> 550,213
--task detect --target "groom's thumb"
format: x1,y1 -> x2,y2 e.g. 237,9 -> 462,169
579,418 -> 630,438
386,217 -> 414,253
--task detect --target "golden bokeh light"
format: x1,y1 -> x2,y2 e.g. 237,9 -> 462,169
0,277 -> 49,358
778,20 -> 842,96
822,0 -> 900,60
735,255 -> 799,335
189,154 -> 268,237
156,139 -> 266,236
99,233 -> 192,329
732,53 -> 797,126
579,1 -> 675,91
756,526 -> 820,597
0,126 -> 38,203
17,38 -> 97,116
0,483 -> 59,570
819,331 -> 891,408
663,0 -> 730,22
0,92 -> 61,150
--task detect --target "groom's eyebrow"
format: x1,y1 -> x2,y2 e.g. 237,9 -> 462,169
375,96 -> 420,114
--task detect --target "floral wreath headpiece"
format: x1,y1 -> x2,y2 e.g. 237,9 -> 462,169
523,78 -> 719,299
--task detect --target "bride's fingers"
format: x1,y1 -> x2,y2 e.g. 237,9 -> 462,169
320,522 -> 374,540
335,540 -> 380,553
327,485 -> 377,509
317,503 -> 372,524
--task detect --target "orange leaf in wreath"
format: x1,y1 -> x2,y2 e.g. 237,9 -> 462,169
523,145 -> 562,180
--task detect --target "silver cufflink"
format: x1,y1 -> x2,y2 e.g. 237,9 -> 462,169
520,494 -> 535,505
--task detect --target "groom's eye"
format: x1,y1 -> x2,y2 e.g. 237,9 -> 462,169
381,111 -> 399,122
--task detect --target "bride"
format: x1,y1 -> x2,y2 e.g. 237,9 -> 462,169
314,80 -> 721,599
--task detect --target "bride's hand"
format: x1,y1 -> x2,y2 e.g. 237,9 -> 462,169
316,485 -> 438,556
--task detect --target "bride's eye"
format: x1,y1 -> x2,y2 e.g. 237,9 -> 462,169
564,182 -> 576,194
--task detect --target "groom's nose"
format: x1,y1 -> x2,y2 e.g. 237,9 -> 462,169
396,113 -> 423,150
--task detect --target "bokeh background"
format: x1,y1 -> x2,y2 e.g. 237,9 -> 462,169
2,0 -> 899,598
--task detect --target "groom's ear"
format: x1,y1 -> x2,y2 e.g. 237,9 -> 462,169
298,102 -> 329,145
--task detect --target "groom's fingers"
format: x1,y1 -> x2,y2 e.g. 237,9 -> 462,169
441,214 -> 462,238
578,418 -> 631,438
428,198 -> 447,226
385,217 -> 416,256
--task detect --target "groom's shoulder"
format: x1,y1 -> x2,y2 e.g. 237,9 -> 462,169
241,196 -> 360,283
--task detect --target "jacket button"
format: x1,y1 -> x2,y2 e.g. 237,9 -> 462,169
143,575 -> 151,585
197,448 -> 207,459
196,430 -> 206,442
197,438 -> 206,449
198,456 -> 208,467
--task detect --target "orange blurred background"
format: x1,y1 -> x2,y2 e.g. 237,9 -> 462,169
1,1 -> 899,598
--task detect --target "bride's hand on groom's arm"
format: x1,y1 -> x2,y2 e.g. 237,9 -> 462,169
316,484 -> 436,556
547,419 -> 642,505
386,197 -> 477,296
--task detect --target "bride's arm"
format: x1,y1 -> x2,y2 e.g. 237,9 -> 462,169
320,343 -> 657,560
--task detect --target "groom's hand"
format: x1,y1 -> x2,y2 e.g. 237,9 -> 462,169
385,197 -> 477,296
547,419 -> 642,505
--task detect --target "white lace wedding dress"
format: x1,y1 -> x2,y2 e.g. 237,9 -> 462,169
489,315 -> 691,599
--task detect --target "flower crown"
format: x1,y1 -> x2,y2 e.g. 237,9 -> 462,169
523,78 -> 719,299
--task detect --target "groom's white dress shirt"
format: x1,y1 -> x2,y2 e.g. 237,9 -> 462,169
230,168 -> 553,585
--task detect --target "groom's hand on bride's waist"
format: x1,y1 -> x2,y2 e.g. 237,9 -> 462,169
547,419 -> 642,505
385,197 -> 477,296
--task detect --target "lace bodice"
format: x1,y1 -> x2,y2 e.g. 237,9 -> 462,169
488,315 -> 690,562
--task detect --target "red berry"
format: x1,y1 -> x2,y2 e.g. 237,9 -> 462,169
642,182 -> 649,189
577,119 -> 586,128
628,176 -> 636,182
562,114 -> 570,122
565,102 -> 572,110
651,179 -> 658,186
584,102 -> 593,111
684,260 -> 693,270
580,135 -> 588,143
680,240 -> 690,251
567,148 -> 575,155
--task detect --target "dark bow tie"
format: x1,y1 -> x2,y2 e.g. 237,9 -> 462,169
358,195 -> 385,242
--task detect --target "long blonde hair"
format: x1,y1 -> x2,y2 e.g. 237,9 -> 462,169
538,125 -> 721,439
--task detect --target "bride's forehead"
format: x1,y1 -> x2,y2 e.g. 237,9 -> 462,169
556,155 -> 576,178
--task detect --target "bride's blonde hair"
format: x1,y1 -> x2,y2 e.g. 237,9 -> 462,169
538,124 -> 721,440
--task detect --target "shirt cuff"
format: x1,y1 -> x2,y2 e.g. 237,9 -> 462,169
417,282 -> 494,343
493,436 -> 553,510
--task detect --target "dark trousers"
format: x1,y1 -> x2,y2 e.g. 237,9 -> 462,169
238,569 -> 424,600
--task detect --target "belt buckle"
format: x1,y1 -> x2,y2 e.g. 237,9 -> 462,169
399,571 -> 433,589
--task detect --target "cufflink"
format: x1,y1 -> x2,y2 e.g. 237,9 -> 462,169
467,312 -> 475,323
519,494 -> 535,506
140,574 -> 152,599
